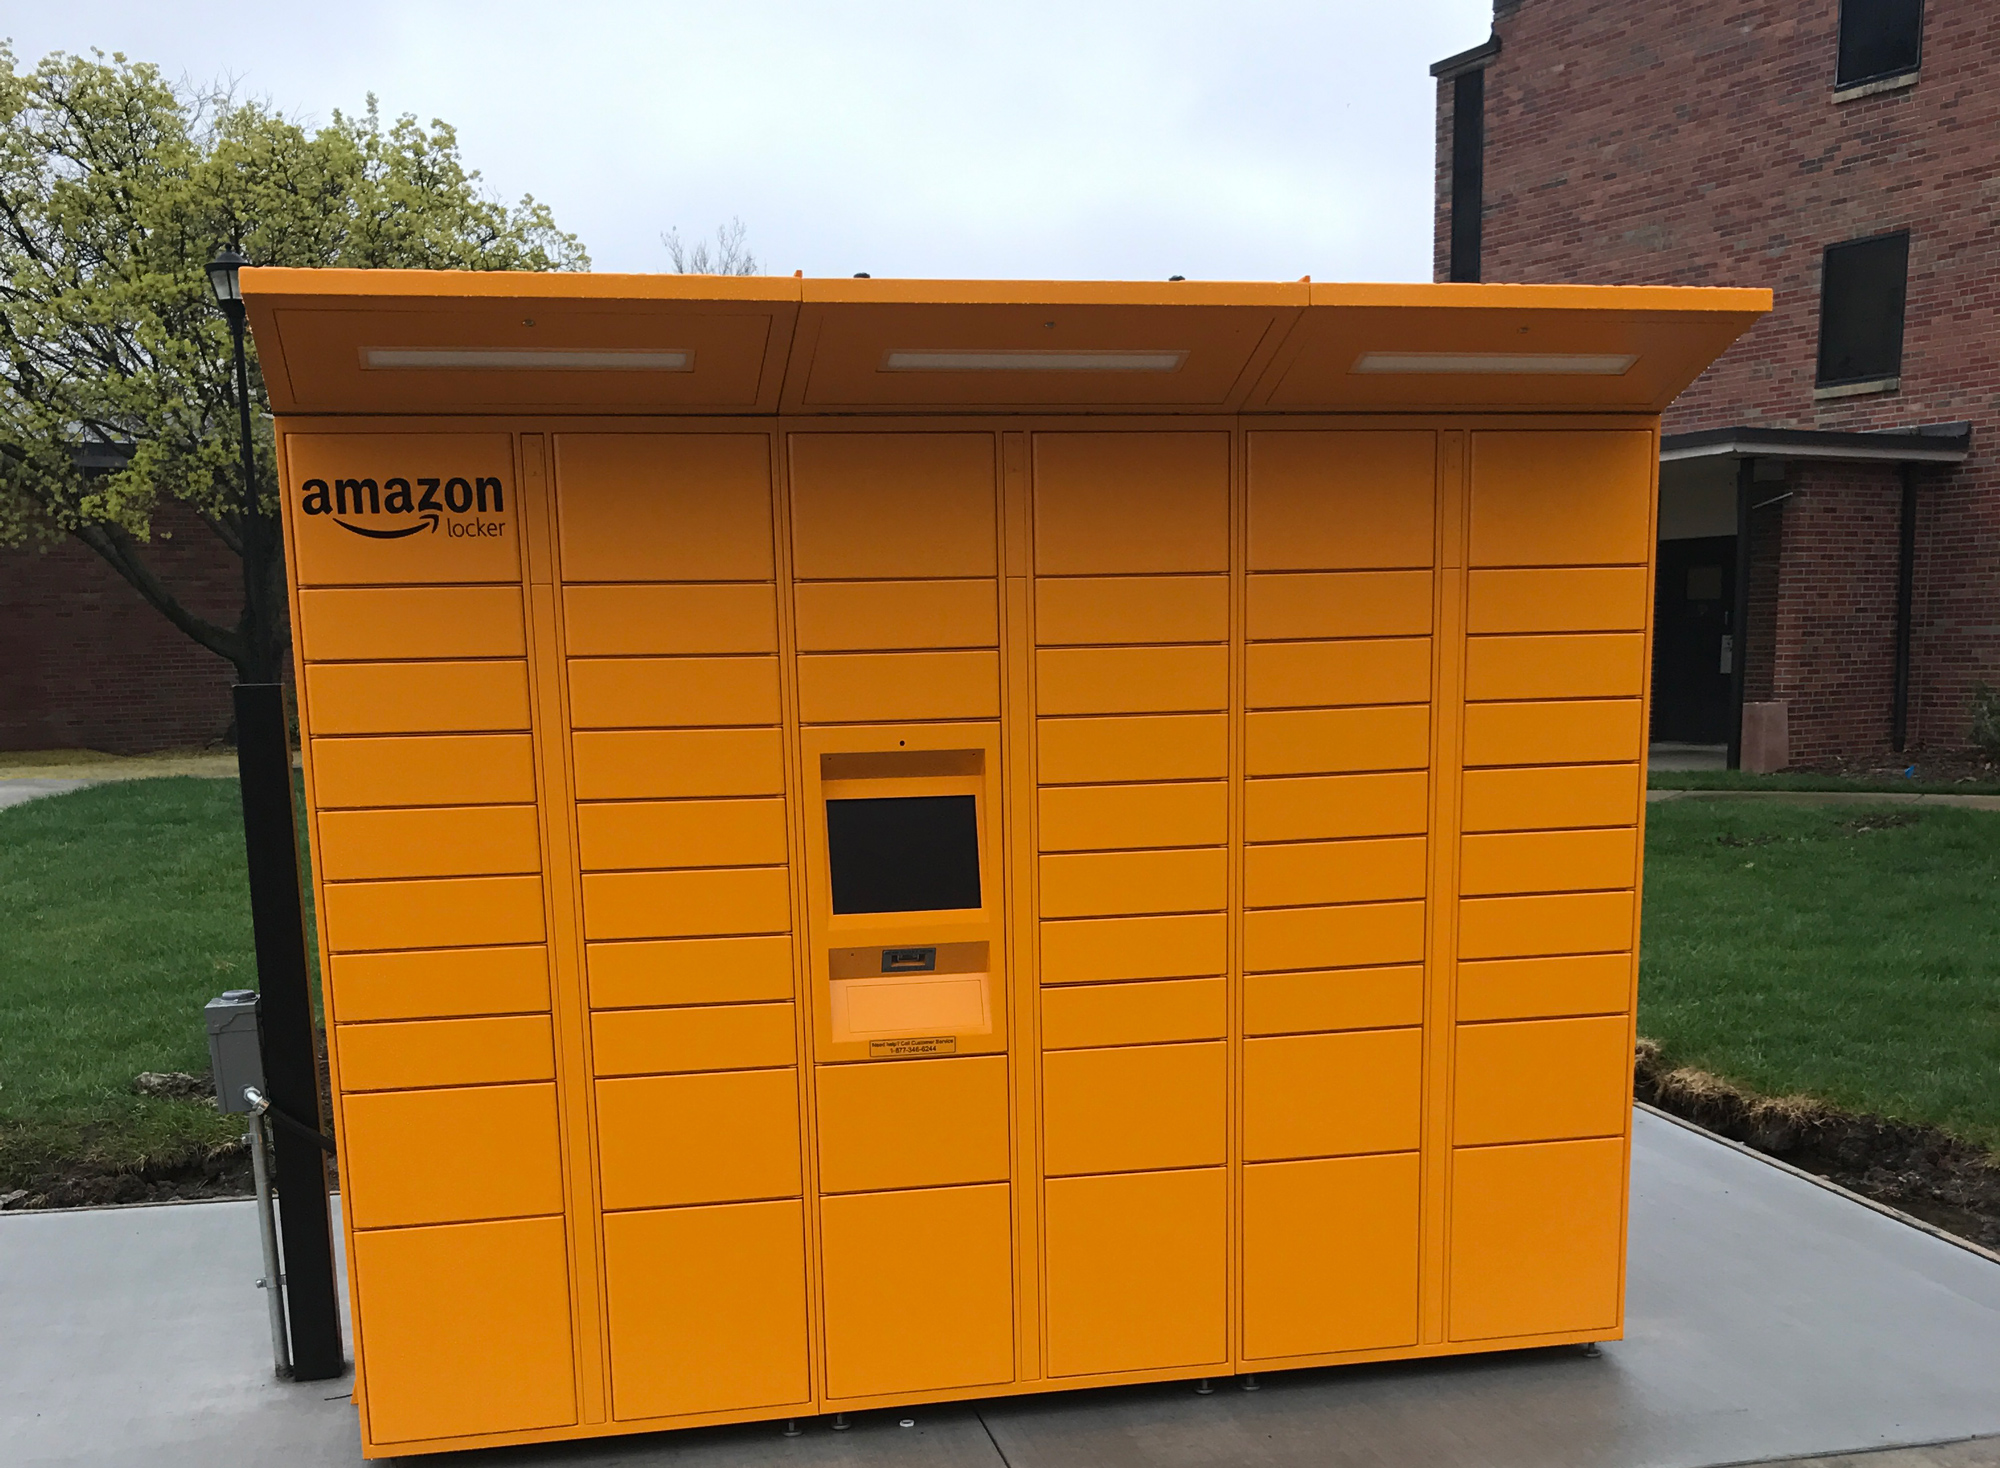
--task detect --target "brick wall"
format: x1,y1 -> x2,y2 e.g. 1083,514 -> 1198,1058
0,502 -> 241,753
1910,464 -> 1996,746
1438,0 -> 2000,757
1744,498 -> 1783,704
1766,463 -> 1906,762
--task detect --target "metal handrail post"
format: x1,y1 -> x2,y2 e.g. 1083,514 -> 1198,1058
246,1103 -> 292,1379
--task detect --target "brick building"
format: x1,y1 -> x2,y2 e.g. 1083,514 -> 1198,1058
1432,0 -> 1994,767
0,502 -> 240,754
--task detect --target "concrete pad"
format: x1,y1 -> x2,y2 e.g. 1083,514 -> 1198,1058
972,1113 -> 2000,1468
5,1112 -> 1999,1468
1,1197 -> 359,1467
462,1409 -> 1015,1467
1791,1438 -> 2000,1468
1800,1448 -> 2000,1468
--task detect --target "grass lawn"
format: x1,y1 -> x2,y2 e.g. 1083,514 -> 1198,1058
1640,799 -> 2000,1149
2,778 -> 1995,1193
0,777 -> 317,1187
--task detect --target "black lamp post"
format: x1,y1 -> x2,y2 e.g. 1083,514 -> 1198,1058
205,247 -> 257,524
204,244 -> 346,1383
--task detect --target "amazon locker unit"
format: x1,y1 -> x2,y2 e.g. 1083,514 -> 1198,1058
244,270 -> 1766,1457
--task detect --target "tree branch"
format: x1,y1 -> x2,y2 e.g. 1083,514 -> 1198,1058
196,505 -> 244,558
70,521 -> 248,671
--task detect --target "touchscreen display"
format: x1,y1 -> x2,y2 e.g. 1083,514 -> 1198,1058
826,794 -> 981,914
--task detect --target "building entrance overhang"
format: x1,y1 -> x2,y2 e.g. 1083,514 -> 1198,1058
1660,421 -> 1971,465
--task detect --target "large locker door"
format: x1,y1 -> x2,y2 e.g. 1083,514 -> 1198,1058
1242,1153 -> 1420,1359
603,1201 -> 811,1419
1045,1169 -> 1227,1376
1449,1139 -> 1625,1340
355,1218 -> 578,1444
820,1184 -> 1016,1397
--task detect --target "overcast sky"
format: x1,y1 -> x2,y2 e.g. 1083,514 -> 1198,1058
8,2 -> 1492,282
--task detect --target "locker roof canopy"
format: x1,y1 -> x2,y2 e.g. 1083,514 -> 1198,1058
241,269 -> 1770,418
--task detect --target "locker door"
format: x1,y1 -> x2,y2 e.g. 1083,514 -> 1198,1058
1449,1138 -> 1625,1341
820,1184 -> 1015,1398
1243,1153 -> 1420,1359
1044,1168 -> 1227,1377
354,1217 -> 576,1444
604,1201 -> 811,1420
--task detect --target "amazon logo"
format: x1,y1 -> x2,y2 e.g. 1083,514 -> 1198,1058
300,476 -> 507,540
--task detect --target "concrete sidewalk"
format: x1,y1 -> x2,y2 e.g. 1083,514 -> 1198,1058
4,1110 -> 1999,1468
0,750 -> 240,782
0,777 -> 97,811
1649,743 -> 1728,772
1648,788 -> 2000,809
0,750 -> 241,810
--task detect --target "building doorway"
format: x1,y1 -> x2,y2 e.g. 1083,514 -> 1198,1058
1651,534 -> 1736,745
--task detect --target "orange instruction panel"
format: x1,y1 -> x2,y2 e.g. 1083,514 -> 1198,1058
244,270 -> 1767,1457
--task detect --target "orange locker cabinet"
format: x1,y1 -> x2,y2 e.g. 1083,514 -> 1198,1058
249,268 -> 1763,1456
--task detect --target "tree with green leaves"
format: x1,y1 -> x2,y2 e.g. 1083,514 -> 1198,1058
0,46 -> 588,687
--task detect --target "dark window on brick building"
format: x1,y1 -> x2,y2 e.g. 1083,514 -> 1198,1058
1816,231 -> 1910,385
1448,68 -> 1485,283
1836,0 -> 1923,87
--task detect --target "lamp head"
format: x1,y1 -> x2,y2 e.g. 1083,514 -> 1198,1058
206,246 -> 249,307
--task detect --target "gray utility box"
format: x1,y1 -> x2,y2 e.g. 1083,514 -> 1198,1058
205,990 -> 264,1115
